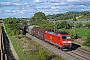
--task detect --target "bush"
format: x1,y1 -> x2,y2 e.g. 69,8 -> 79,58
38,51 -> 48,60
3,18 -> 20,36
85,22 -> 90,29
58,28 -> 68,33
70,29 -> 78,40
9,31 -> 15,36
75,22 -> 83,28
84,31 -> 90,46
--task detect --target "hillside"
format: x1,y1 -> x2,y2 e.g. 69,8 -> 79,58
46,11 -> 90,20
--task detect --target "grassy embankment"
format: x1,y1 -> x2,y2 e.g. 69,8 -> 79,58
71,28 -> 89,39
9,35 -> 63,60
69,28 -> 90,50
78,15 -> 90,20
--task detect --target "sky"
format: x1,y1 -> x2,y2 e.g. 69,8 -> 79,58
0,0 -> 90,18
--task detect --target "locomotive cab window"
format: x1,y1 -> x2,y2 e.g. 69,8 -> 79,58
62,36 -> 71,40
66,36 -> 71,40
62,36 -> 66,40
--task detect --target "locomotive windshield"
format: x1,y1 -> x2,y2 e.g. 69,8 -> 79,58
62,36 -> 71,40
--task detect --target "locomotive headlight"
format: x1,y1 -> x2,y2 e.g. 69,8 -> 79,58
68,41 -> 71,43
63,41 -> 66,43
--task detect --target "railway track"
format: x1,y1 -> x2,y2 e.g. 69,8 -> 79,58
78,47 -> 90,55
65,50 -> 90,60
26,33 -> 90,60
64,44 -> 90,60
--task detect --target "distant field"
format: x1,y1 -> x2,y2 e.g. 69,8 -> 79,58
78,15 -> 90,20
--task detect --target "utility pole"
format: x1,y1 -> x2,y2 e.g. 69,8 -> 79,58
54,19 -> 56,32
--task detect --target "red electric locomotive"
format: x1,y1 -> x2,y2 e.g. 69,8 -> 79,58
44,31 -> 72,49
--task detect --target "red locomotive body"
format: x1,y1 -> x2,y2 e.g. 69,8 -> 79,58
44,31 -> 72,49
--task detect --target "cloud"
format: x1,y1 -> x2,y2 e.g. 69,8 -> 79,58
5,9 -> 20,13
67,0 -> 90,2
34,0 -> 41,2
0,2 -> 16,7
0,2 -> 11,6
0,2 -> 35,9
13,0 -> 21,2
0,0 -> 90,18
34,0 -> 61,3
0,9 -> 2,13
51,6 -> 60,9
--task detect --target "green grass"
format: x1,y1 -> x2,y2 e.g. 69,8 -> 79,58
78,15 -> 90,20
10,36 -> 25,60
74,28 -> 89,39
69,28 -> 90,39
10,35 -> 63,60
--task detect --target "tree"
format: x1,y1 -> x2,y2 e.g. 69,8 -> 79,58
85,22 -> 90,29
57,21 -> 74,29
30,12 -> 54,30
30,12 -> 47,25
60,21 -> 68,29
67,22 -> 74,29
34,12 -> 46,20
57,22 -> 61,29
75,22 -> 83,28
70,29 -> 78,40
40,22 -> 54,30
3,18 -> 20,35
73,16 -> 76,21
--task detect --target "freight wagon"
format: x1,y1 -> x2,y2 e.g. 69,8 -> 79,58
21,24 -> 28,34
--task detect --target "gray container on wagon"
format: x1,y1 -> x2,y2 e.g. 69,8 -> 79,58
27,26 -> 36,34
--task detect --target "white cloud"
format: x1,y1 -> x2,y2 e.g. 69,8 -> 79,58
67,0 -> 90,2
34,0 -> 41,2
51,6 -> 60,9
0,9 -> 2,13
6,10 -> 11,13
68,0 -> 78,1
0,2 -> 11,5
34,0 -> 61,3
13,0 -> 21,2
0,0 -> 90,18
6,9 -> 21,13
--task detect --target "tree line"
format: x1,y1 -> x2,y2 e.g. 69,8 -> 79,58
30,12 -> 90,30
47,11 -> 90,20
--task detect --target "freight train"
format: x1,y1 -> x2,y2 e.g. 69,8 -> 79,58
21,24 -> 72,50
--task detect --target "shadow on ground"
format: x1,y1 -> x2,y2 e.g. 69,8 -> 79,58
2,26 -> 15,60
71,43 -> 81,50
